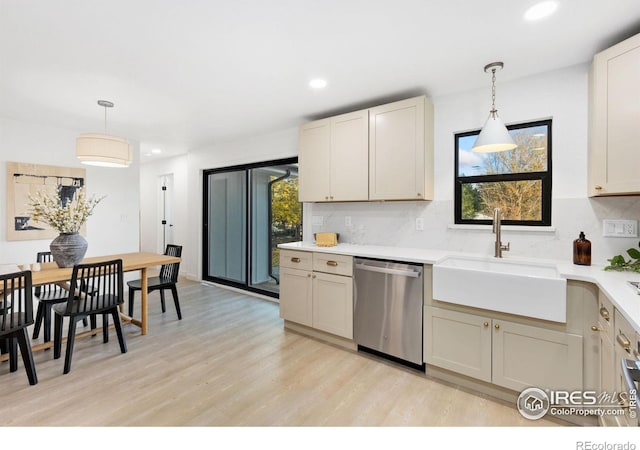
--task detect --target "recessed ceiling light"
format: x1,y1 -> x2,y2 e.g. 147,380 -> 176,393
524,1 -> 558,21
309,78 -> 328,89
151,148 -> 162,154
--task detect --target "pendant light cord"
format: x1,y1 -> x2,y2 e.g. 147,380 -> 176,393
490,68 -> 498,117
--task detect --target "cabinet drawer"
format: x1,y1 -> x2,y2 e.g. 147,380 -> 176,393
313,253 -> 353,276
280,250 -> 313,271
598,291 -> 614,343
614,309 -> 639,359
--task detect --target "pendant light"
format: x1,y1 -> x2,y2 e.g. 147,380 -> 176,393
76,100 -> 132,167
472,62 -> 517,153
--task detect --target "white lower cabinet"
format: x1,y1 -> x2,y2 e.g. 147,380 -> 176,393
279,266 -> 313,327
279,250 -> 353,340
425,306 -> 583,392
424,307 -> 492,382
312,272 -> 353,338
612,308 -> 640,426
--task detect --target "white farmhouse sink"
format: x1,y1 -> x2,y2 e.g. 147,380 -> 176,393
432,255 -> 567,322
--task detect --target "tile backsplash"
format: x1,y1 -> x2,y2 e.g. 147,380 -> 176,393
306,197 -> 640,266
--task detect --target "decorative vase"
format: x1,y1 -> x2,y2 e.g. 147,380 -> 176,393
49,232 -> 88,268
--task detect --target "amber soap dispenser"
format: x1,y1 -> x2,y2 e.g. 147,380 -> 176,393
573,231 -> 591,266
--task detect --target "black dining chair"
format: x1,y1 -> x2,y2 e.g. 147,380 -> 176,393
33,251 -> 73,344
0,270 -> 38,385
127,244 -> 182,320
53,259 -> 127,374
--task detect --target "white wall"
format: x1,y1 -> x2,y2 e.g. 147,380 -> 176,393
140,63 -> 640,276
0,117 -> 140,265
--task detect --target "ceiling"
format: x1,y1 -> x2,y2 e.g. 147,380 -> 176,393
1,0 -> 640,163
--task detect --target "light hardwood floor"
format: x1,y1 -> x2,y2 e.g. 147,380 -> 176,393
0,280 -> 561,427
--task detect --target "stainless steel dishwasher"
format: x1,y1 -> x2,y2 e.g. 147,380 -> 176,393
353,258 -> 424,367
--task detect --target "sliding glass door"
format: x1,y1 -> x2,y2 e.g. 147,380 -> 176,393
206,169 -> 247,284
203,158 -> 300,298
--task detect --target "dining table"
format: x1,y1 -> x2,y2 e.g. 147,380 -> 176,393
28,251 -> 181,348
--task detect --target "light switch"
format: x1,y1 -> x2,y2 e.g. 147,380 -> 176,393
312,215 -> 324,226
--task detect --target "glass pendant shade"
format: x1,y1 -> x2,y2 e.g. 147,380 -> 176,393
472,113 -> 517,153
76,133 -> 132,167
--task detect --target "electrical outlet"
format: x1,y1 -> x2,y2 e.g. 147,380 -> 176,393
312,215 -> 324,226
345,216 -> 352,226
415,218 -> 424,231
602,219 -> 638,237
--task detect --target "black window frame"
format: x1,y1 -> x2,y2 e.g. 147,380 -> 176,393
454,119 -> 552,226
202,156 -> 300,299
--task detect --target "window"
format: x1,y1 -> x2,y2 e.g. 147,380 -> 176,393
202,158 -> 301,298
454,119 -> 552,226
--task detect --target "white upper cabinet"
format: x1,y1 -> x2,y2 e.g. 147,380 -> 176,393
298,110 -> 369,202
589,32 -> 640,196
330,110 -> 369,201
369,95 -> 434,201
298,118 -> 331,202
297,95 -> 434,202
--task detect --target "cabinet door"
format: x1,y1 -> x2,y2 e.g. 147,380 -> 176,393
589,33 -> 640,196
600,333 -> 616,395
279,267 -> 313,327
597,292 -> 616,394
369,95 -> 433,200
613,309 -> 639,425
424,307 -> 492,382
330,110 -> 369,201
493,320 -> 583,392
312,272 -> 353,339
298,118 -> 331,202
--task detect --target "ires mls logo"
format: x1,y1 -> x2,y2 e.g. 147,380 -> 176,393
517,387 -> 636,420
517,387 -> 550,420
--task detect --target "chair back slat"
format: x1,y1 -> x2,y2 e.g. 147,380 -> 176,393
159,245 -> 182,282
0,271 -> 34,335
35,251 -> 66,297
65,259 -> 123,315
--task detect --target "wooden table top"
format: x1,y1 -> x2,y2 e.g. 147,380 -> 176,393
30,252 -> 181,286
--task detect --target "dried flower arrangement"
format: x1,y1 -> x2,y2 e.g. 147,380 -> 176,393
28,187 -> 105,234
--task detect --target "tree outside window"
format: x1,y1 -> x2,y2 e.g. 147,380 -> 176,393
455,119 -> 552,226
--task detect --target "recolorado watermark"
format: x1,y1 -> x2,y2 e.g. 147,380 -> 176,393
575,442 -> 636,450
516,386 -> 637,420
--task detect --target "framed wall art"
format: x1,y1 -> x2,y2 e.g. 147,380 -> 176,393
6,162 -> 86,241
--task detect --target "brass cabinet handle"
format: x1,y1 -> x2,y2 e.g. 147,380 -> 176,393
307,274 -> 311,278
494,323 -> 500,330
483,322 -> 489,328
325,196 -> 329,200
591,325 -> 602,332
617,333 -> 631,352
599,307 -> 610,320
595,185 -> 603,190
326,261 -> 338,267
291,257 -> 301,263
417,193 -> 422,197
312,274 -> 316,279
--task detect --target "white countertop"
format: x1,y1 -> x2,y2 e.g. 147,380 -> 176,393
279,241 -> 640,333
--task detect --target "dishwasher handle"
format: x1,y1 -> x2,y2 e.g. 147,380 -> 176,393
355,262 -> 421,278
